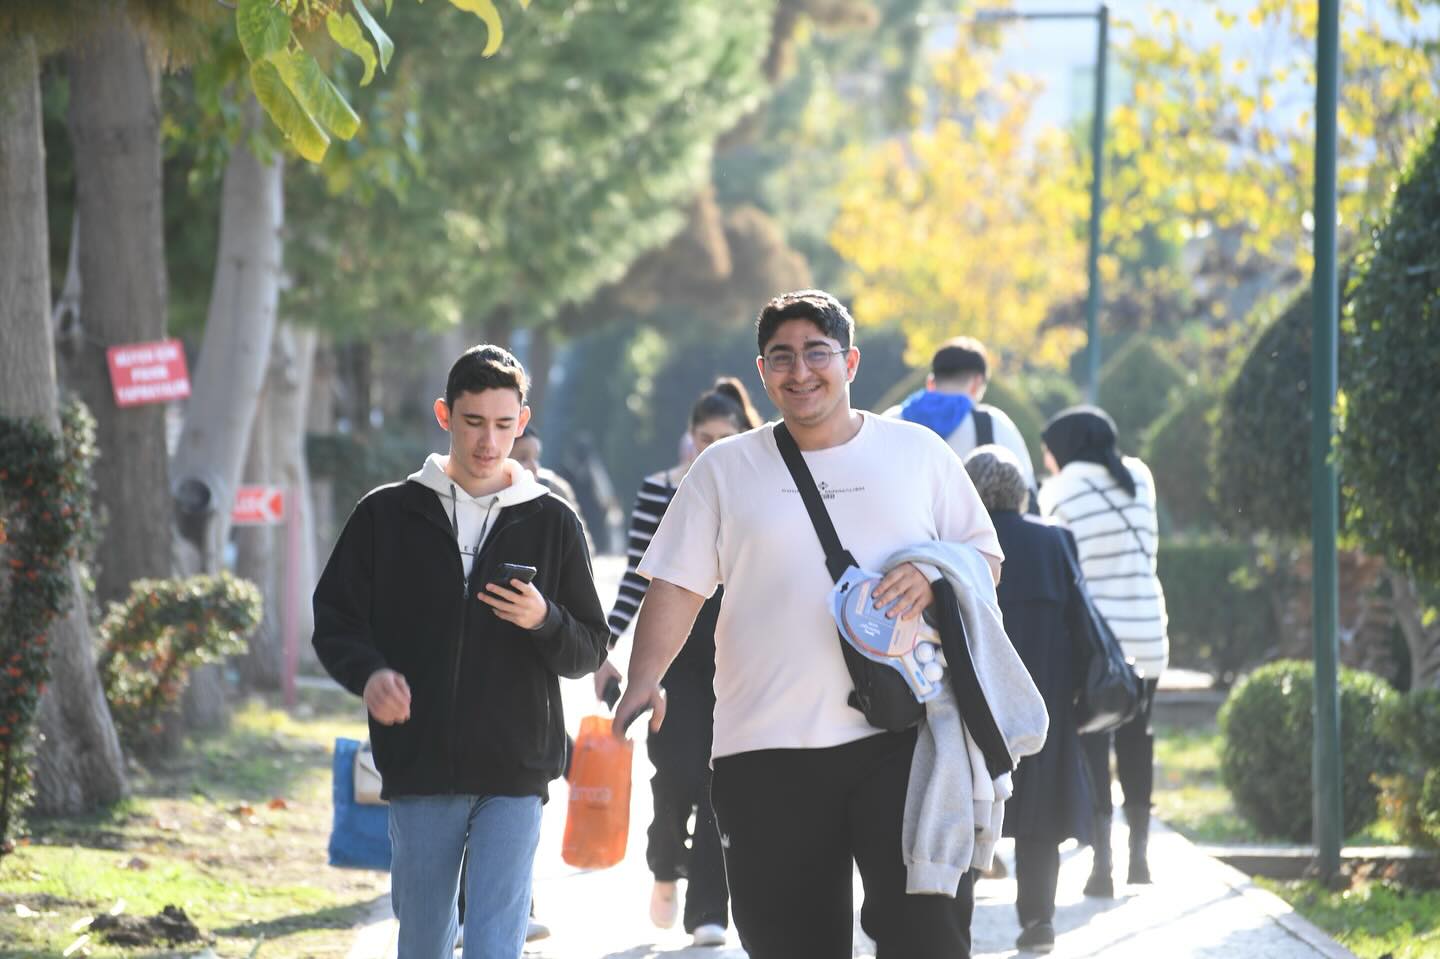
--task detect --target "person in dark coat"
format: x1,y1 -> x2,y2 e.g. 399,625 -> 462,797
964,445 -> 1092,955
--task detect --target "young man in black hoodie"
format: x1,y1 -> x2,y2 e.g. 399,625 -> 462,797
313,345 -> 609,959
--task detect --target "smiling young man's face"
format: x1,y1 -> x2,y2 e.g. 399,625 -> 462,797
756,318 -> 860,432
434,388 -> 531,495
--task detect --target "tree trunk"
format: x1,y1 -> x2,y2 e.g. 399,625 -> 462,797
64,10 -> 172,605
307,340 -> 339,562
1388,568 -> 1440,690
0,37 -> 127,814
483,307 -> 514,347
527,325 -> 556,421
171,97 -> 284,730
233,385 -> 280,690
235,325 -> 317,689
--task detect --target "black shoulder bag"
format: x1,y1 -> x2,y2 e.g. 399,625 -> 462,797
772,423 -> 924,732
1059,531 -> 1143,735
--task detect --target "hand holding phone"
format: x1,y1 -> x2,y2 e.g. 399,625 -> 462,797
489,562 -> 538,587
477,562 -> 545,629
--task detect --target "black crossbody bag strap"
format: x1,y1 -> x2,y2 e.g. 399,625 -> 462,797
1085,479 -> 1153,561
773,423 -> 857,583
972,408 -> 994,447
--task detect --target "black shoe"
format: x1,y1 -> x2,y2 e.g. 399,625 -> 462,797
1016,920 -> 1055,954
1085,810 -> 1115,899
1125,804 -> 1152,884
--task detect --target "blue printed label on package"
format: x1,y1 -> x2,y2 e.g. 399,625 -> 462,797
829,566 -> 946,703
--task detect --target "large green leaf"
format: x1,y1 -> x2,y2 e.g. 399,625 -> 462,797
236,0 -> 290,63
447,0 -> 504,57
327,11 -> 378,85
271,47 -> 362,140
352,0 -> 394,73
250,60 -> 330,163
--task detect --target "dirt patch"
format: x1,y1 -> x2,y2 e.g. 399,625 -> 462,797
90,905 -> 207,947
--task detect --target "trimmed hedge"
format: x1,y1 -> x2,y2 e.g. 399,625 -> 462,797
1143,388 -> 1219,533
1219,660 -> 1397,842
1342,120 -> 1440,582
1157,537 -> 1274,685
1096,335 -> 1188,441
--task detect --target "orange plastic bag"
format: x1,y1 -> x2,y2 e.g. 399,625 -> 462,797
561,714 -> 634,869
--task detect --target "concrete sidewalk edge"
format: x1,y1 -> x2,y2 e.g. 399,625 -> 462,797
1179,826 -> 1358,959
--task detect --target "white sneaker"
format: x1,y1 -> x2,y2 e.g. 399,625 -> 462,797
525,917 -> 551,942
691,923 -> 727,947
649,880 -> 679,929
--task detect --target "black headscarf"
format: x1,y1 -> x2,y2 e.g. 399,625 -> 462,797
1041,405 -> 1136,497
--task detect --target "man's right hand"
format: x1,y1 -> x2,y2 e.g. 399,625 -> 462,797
593,659 -> 622,702
612,682 -> 665,739
363,668 -> 411,725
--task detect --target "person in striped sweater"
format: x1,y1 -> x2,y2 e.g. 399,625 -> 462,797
593,377 -> 761,948
1037,406 -> 1168,898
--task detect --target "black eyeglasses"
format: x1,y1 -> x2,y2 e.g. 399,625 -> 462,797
762,347 -> 846,373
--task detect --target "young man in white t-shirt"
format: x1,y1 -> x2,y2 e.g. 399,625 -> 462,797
613,290 -> 1003,958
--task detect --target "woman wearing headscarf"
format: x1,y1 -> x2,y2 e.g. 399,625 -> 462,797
1038,406 -> 1168,899
964,445 -> 1093,954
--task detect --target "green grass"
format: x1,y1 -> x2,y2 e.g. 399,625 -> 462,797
1154,724 -> 1408,847
1153,725 -> 1261,843
1256,878 -> 1440,959
1155,723 -> 1438,958
0,686 -> 386,959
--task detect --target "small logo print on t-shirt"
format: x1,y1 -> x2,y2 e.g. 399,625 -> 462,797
783,482 -> 866,501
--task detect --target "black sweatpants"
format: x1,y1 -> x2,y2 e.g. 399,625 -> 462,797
646,665 -> 728,932
1081,677 -> 1159,814
710,728 -> 974,959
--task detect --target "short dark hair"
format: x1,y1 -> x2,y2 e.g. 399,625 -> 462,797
931,337 -> 988,382
514,428 -> 541,446
756,289 -> 855,354
445,345 -> 529,408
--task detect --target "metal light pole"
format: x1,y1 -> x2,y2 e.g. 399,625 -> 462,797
1311,0 -> 1343,882
974,5 -> 1110,401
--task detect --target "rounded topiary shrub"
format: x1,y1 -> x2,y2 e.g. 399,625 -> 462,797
1211,288 -> 1315,537
1018,371 -> 1081,420
1219,660 -> 1397,842
1096,335 -> 1188,441
1143,388 -> 1219,532
1342,120 -> 1440,582
981,378 -> 1045,471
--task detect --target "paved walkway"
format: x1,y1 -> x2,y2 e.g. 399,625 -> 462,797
343,556 -> 1357,959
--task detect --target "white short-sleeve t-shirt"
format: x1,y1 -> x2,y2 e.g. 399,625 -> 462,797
637,411 -> 1003,759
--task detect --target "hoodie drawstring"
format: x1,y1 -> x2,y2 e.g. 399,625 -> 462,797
450,482 -> 499,560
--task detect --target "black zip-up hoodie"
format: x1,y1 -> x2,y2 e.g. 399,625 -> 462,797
312,461 -> 609,801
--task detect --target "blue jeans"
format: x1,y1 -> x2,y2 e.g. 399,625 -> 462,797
389,794 -> 543,959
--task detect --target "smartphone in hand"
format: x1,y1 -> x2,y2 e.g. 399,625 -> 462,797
488,562 -> 538,587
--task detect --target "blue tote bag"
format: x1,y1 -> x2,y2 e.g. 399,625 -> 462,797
328,737 -> 392,870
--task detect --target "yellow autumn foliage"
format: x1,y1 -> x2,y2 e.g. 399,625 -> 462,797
831,44 -> 1088,368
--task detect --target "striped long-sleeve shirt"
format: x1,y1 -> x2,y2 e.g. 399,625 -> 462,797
607,471 -> 720,676
1038,458 -> 1169,679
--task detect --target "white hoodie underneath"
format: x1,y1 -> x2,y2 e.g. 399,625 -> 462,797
409,453 -> 550,578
